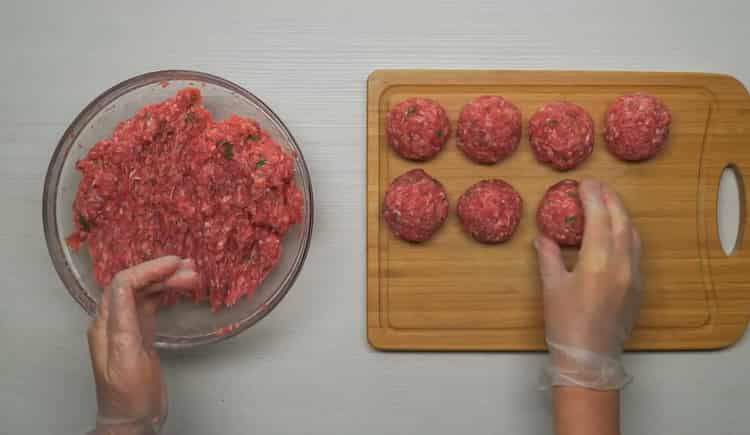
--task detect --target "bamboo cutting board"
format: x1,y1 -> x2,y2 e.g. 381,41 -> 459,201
367,70 -> 750,351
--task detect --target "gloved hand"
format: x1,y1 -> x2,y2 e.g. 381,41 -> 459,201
535,179 -> 642,390
87,256 -> 200,435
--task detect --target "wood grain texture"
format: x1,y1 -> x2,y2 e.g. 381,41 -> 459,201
368,70 -> 750,351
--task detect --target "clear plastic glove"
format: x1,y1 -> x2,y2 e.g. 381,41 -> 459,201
87,256 -> 200,435
535,179 -> 642,391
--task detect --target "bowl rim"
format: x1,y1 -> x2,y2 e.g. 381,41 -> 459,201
42,69 -> 314,349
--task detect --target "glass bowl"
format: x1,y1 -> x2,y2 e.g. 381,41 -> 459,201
43,70 -> 314,349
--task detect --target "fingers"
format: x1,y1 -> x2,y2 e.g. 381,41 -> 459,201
534,236 -> 567,290
101,257 -> 198,352
630,227 -> 643,294
579,178 -> 612,256
94,288 -> 111,331
107,282 -> 142,342
631,227 -> 642,265
87,319 -> 107,375
88,287 -> 111,373
600,182 -> 643,295
600,182 -> 633,257
180,258 -> 196,270
141,267 -> 201,297
136,294 -> 161,350
164,267 -> 200,289
111,256 -> 183,292
105,256 -> 184,341
624,230 -> 644,334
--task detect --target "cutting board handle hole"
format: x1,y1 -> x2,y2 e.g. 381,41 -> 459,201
717,164 -> 745,256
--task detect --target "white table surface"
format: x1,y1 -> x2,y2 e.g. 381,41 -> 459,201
1,0 -> 749,433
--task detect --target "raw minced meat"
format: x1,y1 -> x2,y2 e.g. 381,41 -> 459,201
456,96 -> 522,164
457,179 -> 522,244
528,102 -> 594,171
604,92 -> 671,161
382,169 -> 448,242
536,179 -> 584,247
67,88 -> 303,310
386,97 -> 451,161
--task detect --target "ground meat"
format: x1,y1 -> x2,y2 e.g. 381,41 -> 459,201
528,102 -> 594,171
457,179 -> 522,243
536,179 -> 584,246
382,169 -> 449,242
604,92 -> 671,161
386,97 -> 451,161
67,88 -> 303,310
456,96 -> 522,164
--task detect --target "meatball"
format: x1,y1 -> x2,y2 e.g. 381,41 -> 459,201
604,92 -> 671,161
386,97 -> 451,161
528,102 -> 594,171
536,179 -> 584,246
456,96 -> 522,164
383,169 -> 449,242
457,179 -> 523,243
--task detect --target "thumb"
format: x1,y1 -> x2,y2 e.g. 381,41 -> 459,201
534,236 -> 566,290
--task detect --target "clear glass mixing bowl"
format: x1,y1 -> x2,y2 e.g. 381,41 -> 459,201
43,70 -> 314,348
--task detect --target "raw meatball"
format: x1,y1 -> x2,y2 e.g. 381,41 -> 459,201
604,92 -> 671,161
528,102 -> 594,171
457,179 -> 523,244
383,169 -> 449,242
386,97 -> 451,161
456,96 -> 522,164
536,179 -> 584,246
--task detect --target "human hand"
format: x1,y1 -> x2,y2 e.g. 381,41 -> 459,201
534,178 -> 642,390
88,256 -> 200,434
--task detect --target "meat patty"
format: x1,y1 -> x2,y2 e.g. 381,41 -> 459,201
536,179 -> 584,246
604,92 -> 671,161
457,179 -> 522,243
386,97 -> 451,161
383,169 -> 449,242
456,96 -> 522,164
528,102 -> 594,171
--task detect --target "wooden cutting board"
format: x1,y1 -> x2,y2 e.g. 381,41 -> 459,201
367,70 -> 750,351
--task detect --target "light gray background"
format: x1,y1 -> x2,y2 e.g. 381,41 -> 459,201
1,0 -> 748,434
